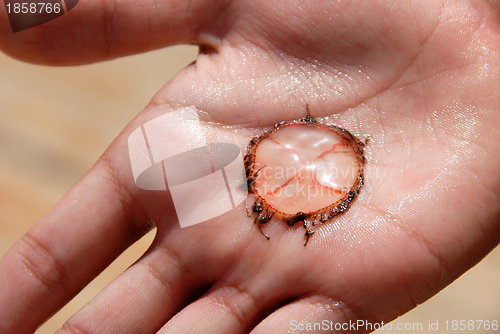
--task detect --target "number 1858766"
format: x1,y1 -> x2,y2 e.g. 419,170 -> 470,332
6,3 -> 62,14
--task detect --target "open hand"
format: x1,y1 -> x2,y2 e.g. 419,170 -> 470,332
1,1 -> 500,333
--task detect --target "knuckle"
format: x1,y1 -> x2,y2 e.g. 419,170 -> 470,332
60,321 -> 92,334
211,284 -> 260,329
101,0 -> 119,60
14,232 -> 72,293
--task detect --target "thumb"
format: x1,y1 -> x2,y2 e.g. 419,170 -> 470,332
0,0 -> 227,65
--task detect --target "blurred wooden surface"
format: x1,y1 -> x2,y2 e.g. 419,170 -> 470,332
0,45 -> 498,333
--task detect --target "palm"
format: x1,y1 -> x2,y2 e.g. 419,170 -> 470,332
121,1 -> 500,331
1,0 -> 499,333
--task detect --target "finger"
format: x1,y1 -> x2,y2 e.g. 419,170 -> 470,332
250,296 -> 371,334
0,142 -> 151,333
157,282 -> 266,334
51,184 -> 264,333
54,238 -> 211,334
0,0 -> 227,65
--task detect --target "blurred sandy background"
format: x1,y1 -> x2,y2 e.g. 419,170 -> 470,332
0,44 -> 498,333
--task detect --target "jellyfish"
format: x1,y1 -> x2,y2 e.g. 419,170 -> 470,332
245,116 -> 365,246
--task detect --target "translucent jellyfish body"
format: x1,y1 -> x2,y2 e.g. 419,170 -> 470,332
245,117 -> 365,245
